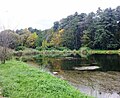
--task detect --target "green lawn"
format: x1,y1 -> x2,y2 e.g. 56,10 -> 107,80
0,60 -> 91,98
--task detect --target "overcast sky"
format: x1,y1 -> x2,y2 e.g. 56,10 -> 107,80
0,0 -> 120,30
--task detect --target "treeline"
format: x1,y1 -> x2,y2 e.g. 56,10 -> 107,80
1,6 -> 120,51
51,6 -> 120,50
38,6 -> 120,50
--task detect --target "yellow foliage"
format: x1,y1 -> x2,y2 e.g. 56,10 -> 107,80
26,32 -> 38,47
42,40 -> 48,48
59,29 -> 64,33
50,29 -> 64,46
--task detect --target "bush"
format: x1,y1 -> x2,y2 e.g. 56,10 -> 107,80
15,46 -> 25,51
36,47 -> 43,51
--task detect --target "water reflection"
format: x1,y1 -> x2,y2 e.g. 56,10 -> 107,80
34,54 -> 120,98
92,54 -> 120,71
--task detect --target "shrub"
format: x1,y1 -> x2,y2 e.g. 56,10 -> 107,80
15,46 -> 25,51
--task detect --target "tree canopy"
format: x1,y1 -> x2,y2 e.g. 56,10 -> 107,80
1,6 -> 120,50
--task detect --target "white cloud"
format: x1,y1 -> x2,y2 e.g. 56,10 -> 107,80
0,0 -> 120,30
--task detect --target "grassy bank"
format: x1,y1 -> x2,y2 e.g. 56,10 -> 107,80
0,60 -> 91,98
89,50 -> 119,54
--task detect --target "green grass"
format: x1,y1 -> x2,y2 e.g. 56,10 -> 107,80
0,60 -> 91,98
89,50 -> 119,54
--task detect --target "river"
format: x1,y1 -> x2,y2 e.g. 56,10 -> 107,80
28,54 -> 120,98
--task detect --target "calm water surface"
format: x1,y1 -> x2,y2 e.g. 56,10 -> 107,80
33,54 -> 120,98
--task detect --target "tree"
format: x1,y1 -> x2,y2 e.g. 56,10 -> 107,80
53,21 -> 59,32
41,40 -> 48,49
0,30 -> 17,64
50,29 -> 64,47
81,30 -> 91,47
19,28 -> 31,46
26,32 -> 38,48
91,8 -> 119,49
60,12 -> 86,49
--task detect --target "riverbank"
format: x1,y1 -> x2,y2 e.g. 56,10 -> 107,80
0,60 -> 91,98
14,48 -> 120,58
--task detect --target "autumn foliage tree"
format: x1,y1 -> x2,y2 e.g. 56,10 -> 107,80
19,28 -> 31,46
50,29 -> 64,47
26,32 -> 38,48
